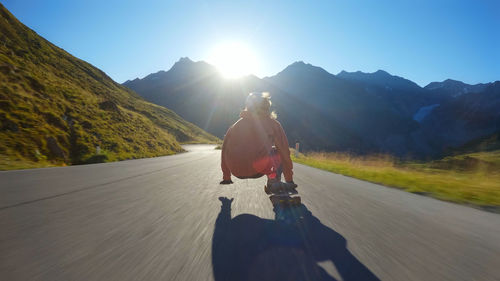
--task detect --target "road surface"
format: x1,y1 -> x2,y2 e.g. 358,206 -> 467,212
1,144 -> 499,280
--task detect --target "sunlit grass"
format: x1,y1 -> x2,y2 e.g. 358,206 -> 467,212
0,5 -> 218,170
0,155 -> 58,170
292,150 -> 500,209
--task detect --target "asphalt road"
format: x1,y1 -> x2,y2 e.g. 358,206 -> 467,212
1,144 -> 499,281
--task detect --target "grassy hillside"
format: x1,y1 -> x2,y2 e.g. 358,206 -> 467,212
292,149 -> 500,211
446,131 -> 500,155
0,4 -> 217,169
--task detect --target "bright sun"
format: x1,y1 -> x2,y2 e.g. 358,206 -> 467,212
207,42 -> 258,78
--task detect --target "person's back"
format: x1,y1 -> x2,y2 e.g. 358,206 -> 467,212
220,92 -> 295,189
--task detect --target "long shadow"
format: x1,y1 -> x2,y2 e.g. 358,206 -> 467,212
212,197 -> 380,281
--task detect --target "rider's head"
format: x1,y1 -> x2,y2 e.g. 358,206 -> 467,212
245,92 -> 277,119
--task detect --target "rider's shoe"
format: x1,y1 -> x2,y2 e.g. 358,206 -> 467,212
284,181 -> 298,189
265,178 -> 280,194
265,179 -> 297,194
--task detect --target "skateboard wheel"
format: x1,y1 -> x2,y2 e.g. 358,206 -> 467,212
264,185 -> 271,195
293,197 -> 301,205
270,197 -> 280,205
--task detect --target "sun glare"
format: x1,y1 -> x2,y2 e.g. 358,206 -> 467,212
208,42 -> 258,78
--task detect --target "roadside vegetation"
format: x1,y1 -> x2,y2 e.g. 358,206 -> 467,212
0,4 -> 218,170
292,150 -> 500,211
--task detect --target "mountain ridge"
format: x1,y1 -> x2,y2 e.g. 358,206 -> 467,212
124,57 -> 495,92
424,79 -> 491,97
337,69 -> 422,92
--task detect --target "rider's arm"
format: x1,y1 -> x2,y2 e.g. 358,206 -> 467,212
274,121 -> 294,182
220,130 -> 232,182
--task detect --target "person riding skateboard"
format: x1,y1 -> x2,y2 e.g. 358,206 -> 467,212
220,92 -> 296,192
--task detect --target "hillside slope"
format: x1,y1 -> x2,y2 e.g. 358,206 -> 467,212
0,4 -> 217,169
412,82 -> 500,156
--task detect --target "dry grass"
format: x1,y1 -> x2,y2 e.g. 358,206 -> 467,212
292,150 -> 500,210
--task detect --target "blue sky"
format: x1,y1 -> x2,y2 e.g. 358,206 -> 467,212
3,0 -> 499,86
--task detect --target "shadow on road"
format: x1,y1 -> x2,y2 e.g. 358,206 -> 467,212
212,197 -> 380,281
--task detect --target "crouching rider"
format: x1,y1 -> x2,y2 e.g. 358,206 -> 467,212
220,92 -> 296,192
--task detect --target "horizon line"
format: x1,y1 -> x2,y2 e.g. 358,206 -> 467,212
120,57 -> 499,88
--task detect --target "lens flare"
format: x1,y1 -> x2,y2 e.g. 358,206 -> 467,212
207,42 -> 258,78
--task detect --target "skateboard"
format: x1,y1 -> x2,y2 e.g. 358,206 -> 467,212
265,184 -> 301,207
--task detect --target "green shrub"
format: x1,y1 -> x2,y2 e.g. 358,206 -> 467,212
82,154 -> 108,164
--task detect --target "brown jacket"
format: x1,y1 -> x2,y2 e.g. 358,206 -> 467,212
221,111 -> 293,182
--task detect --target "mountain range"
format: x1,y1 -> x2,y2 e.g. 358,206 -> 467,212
124,58 -> 499,158
0,4 -> 217,168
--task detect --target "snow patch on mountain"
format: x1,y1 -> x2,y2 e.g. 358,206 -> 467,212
413,104 -> 440,122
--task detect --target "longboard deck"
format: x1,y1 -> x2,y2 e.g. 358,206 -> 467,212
269,192 -> 301,206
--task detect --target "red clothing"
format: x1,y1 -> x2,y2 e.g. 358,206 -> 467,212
221,111 -> 293,182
